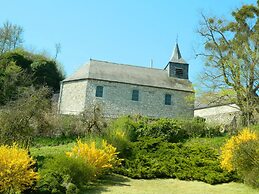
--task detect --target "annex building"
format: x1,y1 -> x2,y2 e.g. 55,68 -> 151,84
58,44 -> 194,118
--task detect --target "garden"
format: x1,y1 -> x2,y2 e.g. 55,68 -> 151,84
0,88 -> 258,194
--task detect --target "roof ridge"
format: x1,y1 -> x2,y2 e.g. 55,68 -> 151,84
90,58 -> 164,71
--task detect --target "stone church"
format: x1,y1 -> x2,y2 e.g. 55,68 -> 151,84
58,44 -> 194,118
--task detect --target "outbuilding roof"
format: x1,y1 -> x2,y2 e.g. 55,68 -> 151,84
63,59 -> 193,92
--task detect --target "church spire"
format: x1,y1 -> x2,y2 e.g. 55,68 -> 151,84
165,43 -> 189,80
169,43 -> 186,64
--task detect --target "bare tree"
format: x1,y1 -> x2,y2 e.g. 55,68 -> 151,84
0,21 -> 23,54
54,43 -> 61,61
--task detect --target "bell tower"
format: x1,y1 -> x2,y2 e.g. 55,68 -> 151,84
164,43 -> 189,79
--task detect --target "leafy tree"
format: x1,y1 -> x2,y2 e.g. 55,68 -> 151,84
0,49 -> 64,104
0,59 -> 31,105
198,1 -> 259,125
0,21 -> 23,54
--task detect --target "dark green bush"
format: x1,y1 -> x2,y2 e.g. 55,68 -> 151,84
115,137 -> 238,184
136,118 -> 184,142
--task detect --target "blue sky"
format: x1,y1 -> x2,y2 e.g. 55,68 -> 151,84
0,0 -> 256,85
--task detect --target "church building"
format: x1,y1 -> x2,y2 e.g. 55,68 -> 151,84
58,44 -> 194,118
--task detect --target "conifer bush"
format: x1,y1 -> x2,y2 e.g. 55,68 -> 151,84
115,137 -> 237,184
0,144 -> 39,193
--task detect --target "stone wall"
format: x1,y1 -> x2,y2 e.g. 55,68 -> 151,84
84,80 -> 194,118
59,80 -> 88,114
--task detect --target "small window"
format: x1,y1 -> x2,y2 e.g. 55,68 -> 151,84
175,68 -> 183,78
165,94 -> 171,105
95,86 -> 103,97
132,90 -> 139,101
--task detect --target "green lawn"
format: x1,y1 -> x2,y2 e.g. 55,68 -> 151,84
85,174 -> 259,194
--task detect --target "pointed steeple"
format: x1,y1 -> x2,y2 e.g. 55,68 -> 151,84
169,43 -> 187,64
165,43 -> 189,79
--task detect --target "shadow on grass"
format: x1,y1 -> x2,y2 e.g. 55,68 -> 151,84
81,174 -> 130,194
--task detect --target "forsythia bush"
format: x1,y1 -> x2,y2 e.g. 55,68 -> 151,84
220,128 -> 257,171
0,144 -> 39,193
66,140 -> 121,176
220,128 -> 259,187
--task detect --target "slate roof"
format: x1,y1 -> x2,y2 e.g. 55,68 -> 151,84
64,59 -> 193,92
169,43 -> 187,64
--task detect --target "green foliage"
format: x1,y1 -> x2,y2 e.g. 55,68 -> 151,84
136,118 -> 183,142
116,137 -> 238,184
104,116 -> 138,158
0,59 -> 31,105
180,117 -> 223,138
234,140 -> 259,188
32,136 -> 77,147
108,116 -> 223,145
0,21 -> 23,54
198,2 -> 259,125
37,154 -> 94,193
0,87 -> 51,147
0,49 -> 64,105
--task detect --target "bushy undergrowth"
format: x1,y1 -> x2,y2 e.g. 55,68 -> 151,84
104,116 -> 138,158
106,116 -> 224,145
220,128 -> 259,188
0,143 -> 39,193
37,154 -> 93,194
0,87 -> 107,148
0,87 -> 51,147
36,140 -> 121,193
115,137 -> 238,184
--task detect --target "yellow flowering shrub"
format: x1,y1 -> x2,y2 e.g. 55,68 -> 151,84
220,128 -> 258,171
0,144 -> 39,193
66,140 -> 121,176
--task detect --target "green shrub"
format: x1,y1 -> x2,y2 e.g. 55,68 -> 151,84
104,116 -> 138,158
115,137 -> 238,184
136,118 -> 183,142
37,154 -> 95,193
180,117 -> 223,138
107,116 -> 223,145
236,140 -> 259,188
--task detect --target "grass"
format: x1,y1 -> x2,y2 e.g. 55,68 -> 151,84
84,174 -> 259,194
184,136 -> 228,149
30,142 -> 75,157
